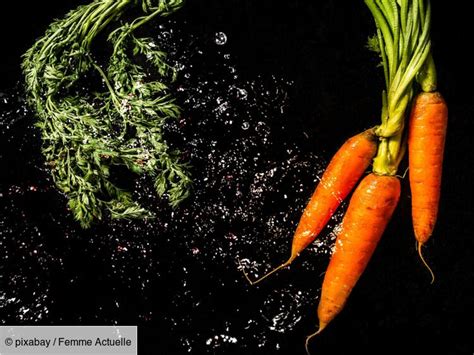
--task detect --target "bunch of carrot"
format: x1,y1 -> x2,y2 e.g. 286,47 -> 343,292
242,0 -> 447,352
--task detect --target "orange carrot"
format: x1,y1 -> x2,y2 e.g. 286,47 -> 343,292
305,173 -> 400,351
244,128 -> 377,284
408,91 -> 448,282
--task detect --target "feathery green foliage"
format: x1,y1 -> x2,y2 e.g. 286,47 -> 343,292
22,0 -> 190,228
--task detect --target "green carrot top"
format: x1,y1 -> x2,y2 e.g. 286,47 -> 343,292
365,0 -> 435,175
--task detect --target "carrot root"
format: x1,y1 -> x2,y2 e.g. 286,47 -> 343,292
417,242 -> 435,284
242,129 -> 377,285
304,322 -> 327,355
408,91 -> 448,248
240,257 -> 294,285
316,174 -> 400,333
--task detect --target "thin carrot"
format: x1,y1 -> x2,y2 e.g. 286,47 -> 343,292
408,91 -> 448,282
305,173 -> 400,352
243,128 -> 377,284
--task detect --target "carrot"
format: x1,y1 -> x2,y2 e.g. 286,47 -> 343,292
305,173 -> 400,352
408,91 -> 448,282
243,128 -> 377,284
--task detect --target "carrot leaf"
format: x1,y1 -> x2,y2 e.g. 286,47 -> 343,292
22,0 -> 190,228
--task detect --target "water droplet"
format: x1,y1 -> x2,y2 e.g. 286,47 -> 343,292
175,62 -> 185,71
236,88 -> 248,100
215,32 -> 227,45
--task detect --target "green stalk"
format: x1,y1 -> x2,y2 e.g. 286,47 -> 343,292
90,59 -> 122,113
366,0 -> 433,175
365,0 -> 395,86
417,52 -> 437,92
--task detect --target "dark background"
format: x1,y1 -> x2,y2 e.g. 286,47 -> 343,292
1,1 -> 473,354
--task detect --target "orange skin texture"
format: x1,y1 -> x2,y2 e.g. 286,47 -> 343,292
290,129 -> 377,260
317,173 -> 401,328
408,92 -> 448,244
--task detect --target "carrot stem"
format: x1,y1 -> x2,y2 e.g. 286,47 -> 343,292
417,52 -> 437,92
366,0 -> 433,176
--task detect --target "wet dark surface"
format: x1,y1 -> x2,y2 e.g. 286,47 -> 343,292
1,1 -> 473,354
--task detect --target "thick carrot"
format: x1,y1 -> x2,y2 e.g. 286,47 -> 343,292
244,128 -> 377,284
305,173 -> 400,351
408,91 -> 448,281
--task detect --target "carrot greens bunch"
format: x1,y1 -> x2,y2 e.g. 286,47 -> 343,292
365,0 -> 433,175
22,0 -> 191,228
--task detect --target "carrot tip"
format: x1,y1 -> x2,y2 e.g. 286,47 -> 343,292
417,242 -> 435,284
239,258 -> 293,286
304,322 -> 326,355
396,166 -> 409,179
